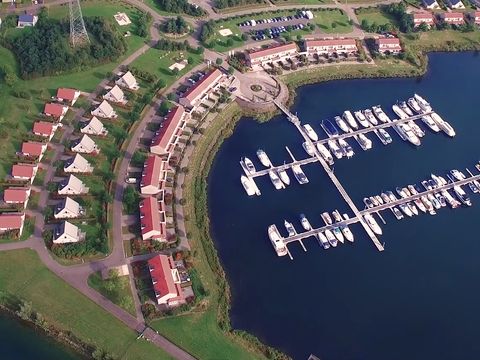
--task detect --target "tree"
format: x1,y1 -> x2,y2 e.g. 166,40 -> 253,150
226,38 -> 234,47
241,33 -> 248,41
215,57 -> 223,65
228,66 -> 235,75
167,92 -> 176,101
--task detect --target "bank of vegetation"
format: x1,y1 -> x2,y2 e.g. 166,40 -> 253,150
0,10 -> 127,79
155,0 -> 205,16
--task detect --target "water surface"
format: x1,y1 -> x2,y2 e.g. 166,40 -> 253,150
209,52 -> 480,360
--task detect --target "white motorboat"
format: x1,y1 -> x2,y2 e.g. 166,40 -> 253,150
342,111 -> 358,130
372,105 -> 390,123
300,213 -> 312,231
269,170 -> 284,190
277,168 -> 290,186
392,104 -> 409,120
354,111 -> 370,128
325,229 -> 337,247
338,139 -> 354,158
241,175 -> 255,196
333,227 -> 344,244
316,143 -> 334,165
450,169 -> 466,181
303,124 -> 319,141
341,224 -> 354,242
421,115 -> 440,132
243,157 -> 256,174
328,139 -> 343,159
431,113 -> 455,137
409,121 -> 425,138
355,133 -> 372,150
256,149 -> 272,168
284,220 -> 297,237
317,232 -> 330,249
268,225 -> 288,257
302,141 -> 315,157
292,164 -> 309,184
414,93 -> 432,112
321,212 -> 333,225
363,109 -> 378,126
363,214 -> 382,235
399,101 -> 414,117
407,97 -> 423,114
334,115 -> 350,133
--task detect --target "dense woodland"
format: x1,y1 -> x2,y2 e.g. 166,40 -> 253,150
213,0 -> 263,9
162,16 -> 189,34
155,0 -> 205,16
4,11 -> 127,79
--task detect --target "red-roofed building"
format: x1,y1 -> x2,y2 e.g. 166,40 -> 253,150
376,37 -> 402,54
245,42 -> 298,70
0,213 -> 25,236
56,88 -> 80,105
33,121 -> 57,140
150,106 -> 187,158
4,187 -> 31,207
412,12 -> 435,28
139,197 -> 166,241
179,69 -> 224,109
304,38 -> 357,56
11,164 -> 38,183
471,11 -> 480,24
440,12 -> 465,25
141,155 -> 169,195
44,103 -> 68,121
21,141 -> 47,161
147,254 -> 186,307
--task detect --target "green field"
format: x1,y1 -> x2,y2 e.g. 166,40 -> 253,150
314,9 -> 353,34
356,9 -> 397,27
0,249 -> 174,359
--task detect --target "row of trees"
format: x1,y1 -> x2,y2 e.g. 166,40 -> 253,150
155,0 -> 205,16
136,11 -> 152,37
5,11 -> 127,79
161,16 -> 189,34
383,3 -> 413,33
213,0 -> 263,9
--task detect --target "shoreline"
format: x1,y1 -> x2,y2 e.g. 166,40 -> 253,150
179,50 -> 475,358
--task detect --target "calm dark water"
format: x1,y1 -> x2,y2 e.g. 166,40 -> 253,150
0,312 -> 81,360
208,52 -> 480,360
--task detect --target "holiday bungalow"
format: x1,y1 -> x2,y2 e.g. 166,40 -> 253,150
115,71 -> 139,91
147,254 -> 186,307
63,154 -> 94,174
17,14 -> 38,28
11,163 -> 38,183
179,69 -> 224,109
139,196 -> 166,241
20,141 -> 47,161
58,175 -> 89,195
53,221 -> 85,244
80,117 -> 108,136
3,187 -> 31,208
447,0 -> 465,9
103,85 -> 127,104
150,106 -> 187,158
56,88 -> 81,105
44,103 -> 68,121
71,135 -> 100,154
0,213 -> 25,237
140,155 -> 168,195
33,121 -> 57,141
54,197 -> 85,219
423,0 -> 440,9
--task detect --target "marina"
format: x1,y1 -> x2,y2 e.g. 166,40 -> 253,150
238,95 -> 477,259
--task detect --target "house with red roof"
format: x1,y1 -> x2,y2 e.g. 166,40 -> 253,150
44,103 -> 69,121
141,155 -> 169,195
147,254 -> 186,307
412,12 -> 435,28
11,163 -> 38,183
245,42 -> 299,70
0,213 -> 25,237
3,187 -> 31,208
150,106 -> 187,158
33,121 -> 57,141
20,141 -> 47,161
56,88 -> 81,105
439,12 -> 465,25
139,196 -> 166,241
376,37 -> 402,54
472,11 -> 480,24
304,38 -> 357,56
179,69 -> 224,109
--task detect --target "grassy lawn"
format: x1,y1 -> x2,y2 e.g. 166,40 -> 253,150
402,30 -> 480,50
314,9 -> 353,34
130,47 -> 204,88
356,8 -> 397,27
88,271 -> 136,316
0,249 -> 174,359
272,0 -> 333,4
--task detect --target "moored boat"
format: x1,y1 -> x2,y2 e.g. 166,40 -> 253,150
256,149 -> 272,168
342,111 -> 358,130
454,185 -> 472,206
363,214 -> 383,235
303,124 -> 319,141
317,232 -> 330,249
321,119 -> 339,137
243,157 -> 256,174
421,115 -> 440,132
284,220 -> 297,236
292,164 -> 309,184
316,143 -> 334,165
377,128 -> 393,144
341,224 -> 354,242
277,168 -> 290,186
302,141 -> 315,157
414,93 -> 432,112
241,175 -> 255,196
268,224 -> 288,257
328,139 -> 343,159
325,229 -> 337,247
334,115 -> 350,133
407,97 -> 422,114
354,111 -> 370,128
399,101 -> 414,116
363,109 -> 378,126
338,139 -> 354,158
300,213 -> 312,231
372,105 -> 390,123
269,170 -> 284,190
333,227 -> 345,244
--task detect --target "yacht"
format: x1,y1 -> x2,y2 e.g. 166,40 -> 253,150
427,193 -> 441,210
364,197 -> 374,208
241,175 -> 255,196
321,119 -> 339,137
421,115 -> 440,132
334,115 -> 350,133
370,196 -> 379,206
450,169 -> 466,181
392,104 -> 409,120
284,220 -> 297,237
256,149 -> 272,168
422,180 -> 432,191
292,164 -> 309,184
469,179 -> 480,193
454,185 -> 472,206
321,212 -> 333,225
387,191 -> 398,202
300,214 -> 312,231
431,174 -> 445,187
408,202 -> 419,215
303,124 -> 319,141
441,189 -> 461,208
355,133 -> 372,150
375,195 -> 384,205
402,187 -> 412,196
243,157 -> 256,174
414,93 -> 432,112
332,210 -> 343,223
268,225 -> 288,257
338,139 -> 354,158
269,170 -> 284,190
392,207 -> 404,220
325,229 -> 337,247
342,111 -> 358,130
372,105 -> 390,123
421,195 -> 436,215
278,168 -> 290,186
377,128 -> 393,144
317,232 -> 330,249
354,111 -> 370,128
399,203 -> 413,217
302,141 -> 315,157
398,123 -> 421,146
408,184 -> 418,195
414,198 -> 427,213
381,192 -> 391,203
363,214 -> 382,235
328,139 -> 343,159
363,109 -> 378,126
407,97 -> 423,114
409,121 -> 425,138
341,224 -> 354,242
333,227 -> 345,244
435,193 -> 446,207
399,101 -> 414,117
396,187 -> 408,198
316,143 -> 334,165
431,113 -> 455,137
